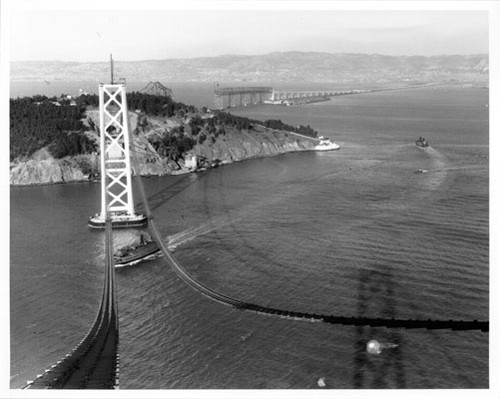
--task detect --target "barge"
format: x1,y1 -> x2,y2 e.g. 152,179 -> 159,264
114,235 -> 161,266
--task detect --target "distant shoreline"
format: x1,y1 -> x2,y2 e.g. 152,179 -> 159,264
10,52 -> 488,85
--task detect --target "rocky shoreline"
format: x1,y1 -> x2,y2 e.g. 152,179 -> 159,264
10,111 -> 321,186
9,140 -> 318,187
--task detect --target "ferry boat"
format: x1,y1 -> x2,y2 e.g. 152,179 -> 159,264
415,137 -> 429,148
314,137 -> 340,151
114,235 -> 161,266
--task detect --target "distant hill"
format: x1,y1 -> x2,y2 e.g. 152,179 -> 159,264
11,52 -> 489,83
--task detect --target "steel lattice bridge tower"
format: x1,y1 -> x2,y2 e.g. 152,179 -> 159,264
89,71 -> 147,228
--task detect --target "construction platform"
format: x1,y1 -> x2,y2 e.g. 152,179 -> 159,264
88,213 -> 148,229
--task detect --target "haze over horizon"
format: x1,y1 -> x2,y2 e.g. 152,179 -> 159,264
11,49 -> 491,65
8,8 -> 488,63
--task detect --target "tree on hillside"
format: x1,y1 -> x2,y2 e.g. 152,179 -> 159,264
149,129 -> 195,163
10,97 -> 94,160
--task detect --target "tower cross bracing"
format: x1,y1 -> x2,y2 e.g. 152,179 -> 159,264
88,82 -> 147,228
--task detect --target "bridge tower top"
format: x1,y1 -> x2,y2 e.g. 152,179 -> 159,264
88,55 -> 147,228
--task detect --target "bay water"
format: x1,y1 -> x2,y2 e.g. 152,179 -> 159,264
10,84 -> 489,389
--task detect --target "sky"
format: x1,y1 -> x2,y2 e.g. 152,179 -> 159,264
5,3 -> 490,62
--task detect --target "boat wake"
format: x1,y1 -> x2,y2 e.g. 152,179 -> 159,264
115,252 -> 161,268
113,216 -> 239,268
424,164 -> 487,173
418,146 -> 448,190
166,215 -> 240,250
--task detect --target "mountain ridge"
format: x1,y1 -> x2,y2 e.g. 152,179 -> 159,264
11,51 -> 488,83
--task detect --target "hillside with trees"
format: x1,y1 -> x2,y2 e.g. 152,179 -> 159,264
10,92 -> 320,185
10,96 -> 97,161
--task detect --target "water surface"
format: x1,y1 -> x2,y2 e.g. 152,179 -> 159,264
10,85 -> 488,389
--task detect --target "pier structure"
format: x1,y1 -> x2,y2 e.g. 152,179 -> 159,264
213,86 -> 273,109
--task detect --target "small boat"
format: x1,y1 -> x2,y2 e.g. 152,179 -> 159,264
114,235 -> 161,266
415,137 -> 429,148
414,169 -> 429,174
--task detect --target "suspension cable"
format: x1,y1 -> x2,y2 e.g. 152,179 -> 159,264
128,130 -> 488,333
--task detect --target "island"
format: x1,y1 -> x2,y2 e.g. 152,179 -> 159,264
9,92 -> 337,186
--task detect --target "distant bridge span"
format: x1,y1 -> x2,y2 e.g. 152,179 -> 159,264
213,86 -> 273,109
213,85 -> 369,109
271,89 -> 366,101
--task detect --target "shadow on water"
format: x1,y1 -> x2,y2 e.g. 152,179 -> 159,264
135,170 -> 210,213
353,266 -> 406,389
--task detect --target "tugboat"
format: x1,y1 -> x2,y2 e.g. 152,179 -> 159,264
114,234 -> 161,267
415,137 -> 429,148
